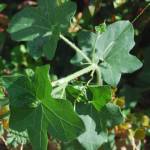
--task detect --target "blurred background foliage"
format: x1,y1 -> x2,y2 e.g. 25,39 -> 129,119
0,0 -> 150,149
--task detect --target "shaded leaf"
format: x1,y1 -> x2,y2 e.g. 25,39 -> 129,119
77,102 -> 124,131
99,103 -> 124,128
8,0 -> 76,59
66,85 -> 87,103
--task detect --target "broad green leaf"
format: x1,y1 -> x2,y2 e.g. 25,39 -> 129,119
78,115 -> 107,150
72,21 -> 142,86
3,65 -> 84,150
8,0 -> 76,60
88,85 -> 111,111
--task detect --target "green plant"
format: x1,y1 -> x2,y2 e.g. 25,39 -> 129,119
0,0 -> 144,150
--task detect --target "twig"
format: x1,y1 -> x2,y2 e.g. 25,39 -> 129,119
132,3 -> 150,23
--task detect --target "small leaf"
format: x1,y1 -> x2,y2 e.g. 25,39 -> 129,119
8,0 -> 76,60
95,22 -> 107,34
142,115 -> 150,127
66,85 -> 87,103
114,97 -> 125,108
88,85 -> 111,111
134,128 -> 145,140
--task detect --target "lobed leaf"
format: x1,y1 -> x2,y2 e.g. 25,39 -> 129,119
72,21 -> 142,86
8,0 -> 76,60
3,65 -> 84,150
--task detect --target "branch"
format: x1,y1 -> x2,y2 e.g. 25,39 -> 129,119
59,34 -> 92,64
52,64 -> 98,87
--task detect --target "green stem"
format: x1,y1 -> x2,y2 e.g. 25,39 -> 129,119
59,34 -> 92,64
52,64 -> 97,87
96,68 -> 103,85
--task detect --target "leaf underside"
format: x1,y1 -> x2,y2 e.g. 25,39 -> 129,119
72,21 -> 142,86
